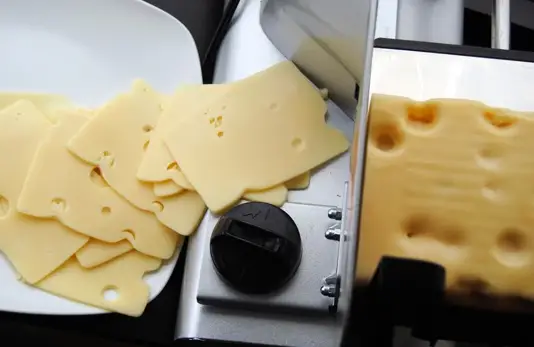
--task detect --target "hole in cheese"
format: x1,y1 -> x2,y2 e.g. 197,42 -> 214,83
214,116 -> 223,127
167,162 -> 178,171
89,167 -> 108,188
498,228 -> 526,253
51,198 -> 66,213
209,117 -> 215,124
403,215 -> 464,246
406,103 -> 438,128
142,140 -> 150,151
100,151 -> 115,167
217,131 -> 224,138
269,103 -> 278,110
291,137 -> 305,151
370,123 -> 404,152
102,285 -> 119,301
142,125 -> 153,133
0,196 -> 9,218
483,110 -> 517,129
122,229 -> 135,240
476,146 -> 502,170
152,201 -> 164,212
482,180 -> 503,201
101,206 -> 111,215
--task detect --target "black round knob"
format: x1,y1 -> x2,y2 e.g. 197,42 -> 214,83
210,202 -> 302,295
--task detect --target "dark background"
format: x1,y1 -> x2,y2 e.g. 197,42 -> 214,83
1,3 -> 534,347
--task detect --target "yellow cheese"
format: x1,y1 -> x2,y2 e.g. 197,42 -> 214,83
153,180 -> 183,198
358,94 -> 534,299
36,251 -> 161,317
0,101 -> 88,283
243,184 -> 288,206
67,81 -> 207,234
163,61 -> 349,212
17,112 -> 179,258
75,239 -> 133,268
0,92 -> 73,121
285,172 -> 311,190
137,84 -> 299,206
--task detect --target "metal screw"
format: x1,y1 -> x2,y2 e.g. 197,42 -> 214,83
320,284 -> 337,297
327,208 -> 342,220
325,223 -> 341,241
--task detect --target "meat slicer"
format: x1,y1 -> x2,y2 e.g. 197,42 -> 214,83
174,1 -> 534,346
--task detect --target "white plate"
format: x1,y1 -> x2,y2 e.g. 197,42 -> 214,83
0,0 -> 202,314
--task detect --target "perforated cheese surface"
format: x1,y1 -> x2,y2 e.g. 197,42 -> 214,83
358,94 -> 534,298
17,112 -> 179,258
163,62 -> 349,213
0,101 -> 88,283
37,251 -> 161,317
67,81 -> 207,235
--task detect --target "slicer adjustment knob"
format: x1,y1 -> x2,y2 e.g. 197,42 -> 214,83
210,202 -> 302,294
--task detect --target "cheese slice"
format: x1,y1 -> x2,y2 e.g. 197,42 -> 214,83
137,84 -> 297,206
66,81 -> 207,235
36,251 -> 161,317
163,61 -> 349,212
0,92 -> 74,121
76,239 -> 133,268
153,180 -> 183,198
243,184 -> 288,206
17,112 -> 179,259
0,101 -> 88,283
285,172 -> 311,190
358,94 -> 534,299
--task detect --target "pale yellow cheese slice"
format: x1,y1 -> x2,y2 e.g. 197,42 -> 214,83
75,239 -> 133,268
0,92 -> 74,121
17,112 -> 179,258
36,251 -> 161,317
0,100 -> 88,283
137,84 -> 295,206
243,184 -> 288,206
66,80 -> 207,235
153,180 -> 183,198
163,61 -> 349,212
358,94 -> 534,299
285,172 -> 311,190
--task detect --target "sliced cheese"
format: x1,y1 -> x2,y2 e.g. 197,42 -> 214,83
17,111 -> 179,259
67,80 -> 207,235
285,172 -> 311,190
76,239 -> 133,268
153,180 -> 183,198
163,61 -> 349,212
136,85 -> 226,190
0,101 -> 88,283
243,184 -> 288,206
36,251 -> 161,317
0,92 -> 73,121
358,94 -> 534,299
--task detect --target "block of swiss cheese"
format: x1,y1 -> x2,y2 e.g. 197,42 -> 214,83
358,94 -> 534,299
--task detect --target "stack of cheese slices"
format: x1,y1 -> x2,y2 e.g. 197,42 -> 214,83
0,61 -> 349,316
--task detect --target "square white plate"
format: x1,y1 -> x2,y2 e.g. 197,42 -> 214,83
0,0 -> 202,314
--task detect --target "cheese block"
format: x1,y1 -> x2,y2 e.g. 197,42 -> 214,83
17,112 -> 179,259
67,80 -> 207,234
153,180 -> 183,198
0,101 -> 88,283
163,61 -> 349,212
358,94 -> 534,299
76,239 -> 133,268
0,92 -> 73,121
285,172 -> 311,190
36,250 -> 161,317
